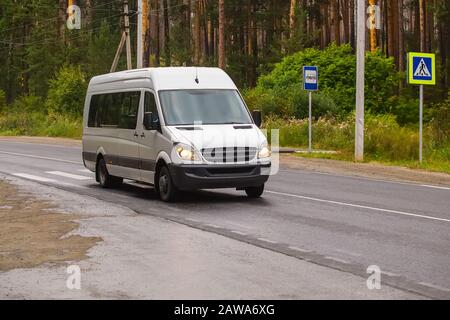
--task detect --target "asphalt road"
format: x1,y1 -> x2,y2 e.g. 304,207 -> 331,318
0,139 -> 449,299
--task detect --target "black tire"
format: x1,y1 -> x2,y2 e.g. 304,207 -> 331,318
156,165 -> 178,202
96,158 -> 123,188
245,184 -> 265,198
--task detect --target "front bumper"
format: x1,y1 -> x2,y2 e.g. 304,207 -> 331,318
168,162 -> 271,190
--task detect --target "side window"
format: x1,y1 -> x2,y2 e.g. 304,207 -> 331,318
118,91 -> 140,129
100,94 -> 120,128
144,92 -> 159,120
88,95 -> 99,127
87,91 -> 140,129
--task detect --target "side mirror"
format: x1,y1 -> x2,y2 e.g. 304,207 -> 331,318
252,110 -> 262,128
143,112 -> 152,130
143,112 -> 160,131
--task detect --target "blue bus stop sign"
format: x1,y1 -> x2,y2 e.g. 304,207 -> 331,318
303,66 -> 318,91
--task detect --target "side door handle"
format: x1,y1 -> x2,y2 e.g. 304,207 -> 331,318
140,133 -> 146,138
134,132 -> 139,137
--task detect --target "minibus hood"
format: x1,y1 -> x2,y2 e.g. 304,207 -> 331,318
167,124 -> 265,150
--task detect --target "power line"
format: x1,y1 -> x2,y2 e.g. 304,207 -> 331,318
0,11 -> 130,47
0,0 -> 122,36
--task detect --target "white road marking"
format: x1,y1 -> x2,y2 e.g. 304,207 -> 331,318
420,184 -> 450,191
324,256 -> 350,264
205,224 -> 221,229
418,282 -> 450,292
266,190 -> 450,223
230,230 -> 247,236
46,171 -> 91,180
257,238 -> 278,244
13,173 -> 57,183
12,173 -> 85,189
77,169 -> 92,173
288,246 -> 312,253
0,151 -> 80,164
382,271 -> 399,277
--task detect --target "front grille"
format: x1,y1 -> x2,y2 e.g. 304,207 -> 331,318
201,147 -> 257,163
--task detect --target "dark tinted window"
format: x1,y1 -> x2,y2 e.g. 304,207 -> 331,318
88,91 -> 140,129
144,92 -> 159,120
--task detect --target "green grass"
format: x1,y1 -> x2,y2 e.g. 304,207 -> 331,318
293,152 -> 450,174
0,112 -> 82,139
264,114 -> 450,174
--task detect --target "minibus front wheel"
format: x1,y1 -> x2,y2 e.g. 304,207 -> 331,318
156,165 -> 179,202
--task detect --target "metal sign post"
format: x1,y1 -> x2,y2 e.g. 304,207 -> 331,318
308,91 -> 312,152
303,66 -> 318,153
407,52 -> 435,163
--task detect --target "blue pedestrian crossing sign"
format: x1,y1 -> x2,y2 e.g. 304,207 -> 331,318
408,52 -> 435,85
303,66 -> 318,91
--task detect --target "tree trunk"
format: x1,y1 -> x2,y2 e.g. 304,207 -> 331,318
193,0 -> 201,64
58,0 -> 66,40
419,0 -> 425,51
163,0 -> 171,65
184,0 -> 191,65
150,0 -> 160,66
143,0 -> 150,68
398,0 -> 404,72
84,0 -> 92,29
387,0 -> 394,58
331,0 -> 340,45
341,0 -> 350,44
247,0 -> 257,87
320,2 -> 329,49
369,0 -> 377,52
349,0 -> 355,49
218,0 -> 225,69
202,0 -> 209,62
289,0 -> 297,38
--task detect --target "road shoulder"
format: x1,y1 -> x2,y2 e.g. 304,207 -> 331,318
281,154 -> 450,187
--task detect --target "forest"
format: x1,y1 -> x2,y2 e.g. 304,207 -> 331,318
0,1 -> 449,171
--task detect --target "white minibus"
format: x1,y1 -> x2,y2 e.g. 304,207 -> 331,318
82,67 -> 271,202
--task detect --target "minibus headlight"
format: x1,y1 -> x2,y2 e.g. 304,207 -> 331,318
175,144 -> 201,161
258,145 -> 271,159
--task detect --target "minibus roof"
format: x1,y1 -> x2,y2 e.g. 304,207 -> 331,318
89,67 -> 238,91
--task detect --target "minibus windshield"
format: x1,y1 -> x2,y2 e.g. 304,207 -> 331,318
159,90 -> 253,126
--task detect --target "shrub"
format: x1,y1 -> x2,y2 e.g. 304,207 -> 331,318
428,90 -> 450,145
243,85 -> 337,119
0,90 -> 6,113
255,44 -> 399,116
46,65 -> 87,117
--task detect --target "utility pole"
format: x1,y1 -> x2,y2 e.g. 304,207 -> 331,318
111,0 -> 133,72
137,0 -> 143,68
124,0 -> 132,70
355,0 -> 365,161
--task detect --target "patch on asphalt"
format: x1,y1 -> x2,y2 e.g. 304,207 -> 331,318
0,179 -> 101,271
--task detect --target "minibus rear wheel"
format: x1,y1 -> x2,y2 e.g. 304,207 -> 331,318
156,165 -> 178,202
245,184 -> 265,198
97,158 -> 123,188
